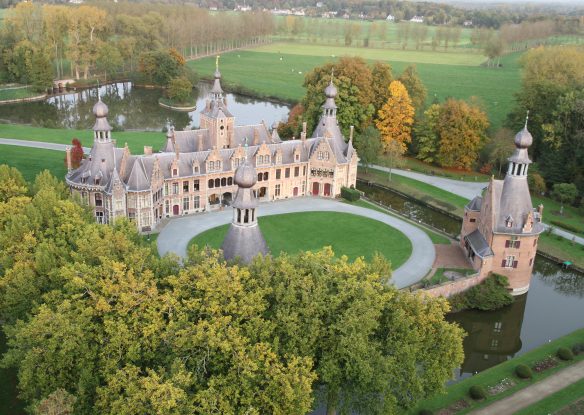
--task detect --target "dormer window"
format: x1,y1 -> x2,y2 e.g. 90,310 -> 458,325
505,215 -> 514,228
172,168 -> 178,177
276,154 -> 282,164
95,178 -> 100,186
295,153 -> 300,162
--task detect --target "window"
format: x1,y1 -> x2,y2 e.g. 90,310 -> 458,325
165,200 -> 169,214
183,197 -> 189,211
194,196 -> 200,209
216,161 -> 221,170
470,218 -> 476,223
194,165 -> 199,174
172,168 -> 178,176
263,172 -> 268,181
194,180 -> 200,191
183,181 -> 189,193
214,178 -> 220,188
324,152 -> 330,160
285,168 -> 290,178
303,166 -> 307,176
318,151 -> 323,160
276,154 -> 282,164
164,183 -> 169,196
228,177 -> 233,185
493,322 -> 502,334
505,216 -> 513,228
294,166 -> 299,177
82,191 -> 88,205
209,161 -> 215,171
275,184 -> 281,197
95,211 -> 104,224
172,183 -> 179,195
276,169 -> 281,180
505,237 -> 520,249
502,256 -> 517,268
95,193 -> 103,207
258,173 -> 263,182
490,339 -> 499,350
208,179 -> 214,189
295,153 -> 300,162
221,177 -> 226,187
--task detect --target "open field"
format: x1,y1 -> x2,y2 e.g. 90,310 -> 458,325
190,211 -> 412,268
189,43 -> 522,130
0,124 -> 164,154
0,145 -> 67,182
408,328 -> 584,414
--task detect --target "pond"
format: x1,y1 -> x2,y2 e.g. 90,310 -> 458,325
0,81 -> 291,131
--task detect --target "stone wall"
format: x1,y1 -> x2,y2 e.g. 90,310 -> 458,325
421,272 -> 488,298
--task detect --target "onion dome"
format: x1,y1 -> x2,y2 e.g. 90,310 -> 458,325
514,126 -> 533,149
93,99 -> 108,118
324,80 -> 337,98
234,159 -> 257,188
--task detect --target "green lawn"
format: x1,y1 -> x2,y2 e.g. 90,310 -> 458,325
533,195 -> 584,235
359,166 -> 469,215
538,233 -> 584,269
377,155 -> 491,182
190,211 -> 413,268
0,86 -> 42,101
0,145 -> 67,182
0,124 -> 164,154
409,328 -> 584,414
514,378 -> 584,415
189,44 -> 522,130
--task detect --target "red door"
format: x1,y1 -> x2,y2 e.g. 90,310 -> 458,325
293,187 -> 299,196
324,183 -> 331,196
173,205 -> 179,215
312,182 -> 319,196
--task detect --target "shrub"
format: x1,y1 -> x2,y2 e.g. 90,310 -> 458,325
418,410 -> 433,415
167,76 -> 193,104
341,186 -> 360,202
550,220 -> 584,235
515,364 -> 533,379
469,385 -> 487,401
557,347 -> 574,361
572,343 -> 584,355
462,274 -> 514,311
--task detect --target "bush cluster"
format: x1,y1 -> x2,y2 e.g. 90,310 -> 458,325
449,274 -> 513,311
469,385 -> 487,401
515,364 -> 533,379
550,220 -> 584,235
557,347 -> 574,361
341,186 -> 361,202
572,343 -> 584,355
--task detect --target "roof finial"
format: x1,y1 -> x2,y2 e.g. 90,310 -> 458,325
97,79 -> 101,101
216,55 -> 220,72
330,68 -> 335,85
243,136 -> 249,160
524,110 -> 529,129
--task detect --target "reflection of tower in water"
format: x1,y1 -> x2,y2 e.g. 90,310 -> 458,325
448,293 -> 528,376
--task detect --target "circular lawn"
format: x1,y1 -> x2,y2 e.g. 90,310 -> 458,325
189,211 -> 413,269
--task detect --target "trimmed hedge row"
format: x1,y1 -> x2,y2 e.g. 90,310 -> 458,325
341,186 -> 360,202
550,220 -> 584,235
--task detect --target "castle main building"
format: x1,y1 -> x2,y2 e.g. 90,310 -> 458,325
66,67 -> 358,231
460,119 -> 544,295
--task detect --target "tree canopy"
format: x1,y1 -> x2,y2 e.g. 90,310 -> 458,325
376,80 -> 415,155
0,167 -> 465,415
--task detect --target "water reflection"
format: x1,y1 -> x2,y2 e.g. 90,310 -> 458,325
357,181 -> 462,235
0,82 -> 290,132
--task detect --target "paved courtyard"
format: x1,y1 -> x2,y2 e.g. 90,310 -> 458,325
157,197 -> 436,289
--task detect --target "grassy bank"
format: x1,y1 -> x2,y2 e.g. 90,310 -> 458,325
0,145 -> 67,182
190,211 -> 413,267
538,233 -> 584,269
514,378 -> 584,415
189,44 -> 522,130
0,124 -> 163,154
409,328 -> 584,414
0,85 -> 42,101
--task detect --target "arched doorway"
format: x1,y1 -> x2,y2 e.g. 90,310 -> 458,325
312,182 -> 319,196
324,183 -> 331,196
222,192 -> 233,206
293,187 -> 299,196
259,187 -> 267,199
173,205 -> 179,215
208,194 -> 220,207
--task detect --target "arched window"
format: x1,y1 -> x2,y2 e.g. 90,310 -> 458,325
208,179 -> 214,188
263,172 -> 268,180
221,177 -> 226,187
214,178 -> 220,187
228,177 -> 233,185
258,173 -> 263,181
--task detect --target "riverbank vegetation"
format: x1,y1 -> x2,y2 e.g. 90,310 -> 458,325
0,166 -> 464,415
409,328 -> 584,414
448,274 -> 514,312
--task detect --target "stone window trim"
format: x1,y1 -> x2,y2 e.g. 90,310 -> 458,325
502,256 -> 518,268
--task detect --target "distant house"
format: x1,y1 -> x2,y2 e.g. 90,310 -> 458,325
386,14 -> 395,21
410,16 -> 424,23
342,13 -> 350,19
321,11 -> 337,18
464,20 -> 473,27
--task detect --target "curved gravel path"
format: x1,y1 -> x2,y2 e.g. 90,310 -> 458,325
157,197 -> 435,289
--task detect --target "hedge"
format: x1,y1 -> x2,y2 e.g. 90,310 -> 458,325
550,220 -> 584,235
341,186 -> 361,202
515,364 -> 533,379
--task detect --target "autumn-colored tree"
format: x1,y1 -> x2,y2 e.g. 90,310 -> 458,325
375,80 -> 415,155
277,103 -> 304,140
398,65 -> 427,112
70,138 -> 84,169
435,98 -> 489,170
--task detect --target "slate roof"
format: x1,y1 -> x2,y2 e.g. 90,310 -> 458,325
465,229 -> 494,258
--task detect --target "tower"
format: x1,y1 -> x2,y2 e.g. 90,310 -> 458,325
312,72 -> 344,142
92,95 -> 112,143
199,56 -> 235,150
221,149 -> 269,263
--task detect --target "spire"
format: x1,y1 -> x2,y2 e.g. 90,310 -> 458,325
524,110 -> 529,129
220,155 -> 269,263
211,55 -> 223,99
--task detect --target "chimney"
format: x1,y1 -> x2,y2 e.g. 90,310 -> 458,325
301,121 -> 307,142
144,146 -> 153,156
65,146 -> 72,172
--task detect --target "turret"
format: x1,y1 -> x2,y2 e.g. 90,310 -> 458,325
92,92 -> 112,144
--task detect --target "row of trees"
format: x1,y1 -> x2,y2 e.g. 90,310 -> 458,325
0,165 -> 464,415
0,2 -> 275,88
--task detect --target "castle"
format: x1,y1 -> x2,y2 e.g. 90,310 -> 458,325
65,65 -> 358,231
460,119 -> 544,295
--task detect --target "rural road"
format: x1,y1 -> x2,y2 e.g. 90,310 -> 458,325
157,197 -> 436,289
1,137 -> 581,245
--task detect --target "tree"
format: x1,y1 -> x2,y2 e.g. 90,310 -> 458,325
96,43 -> 123,82
435,99 -> 490,170
375,80 -> 415,155
528,173 -> 547,196
354,126 -> 382,173
166,77 -> 192,104
371,62 -> 393,116
35,389 -> 76,415
301,57 -> 375,137
484,128 -> 515,177
277,103 -> 304,139
0,164 -> 28,202
68,138 -> 84,169
398,65 -> 427,112
139,49 -> 184,86
414,103 -> 440,163
30,50 -> 53,92
551,183 -> 578,215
